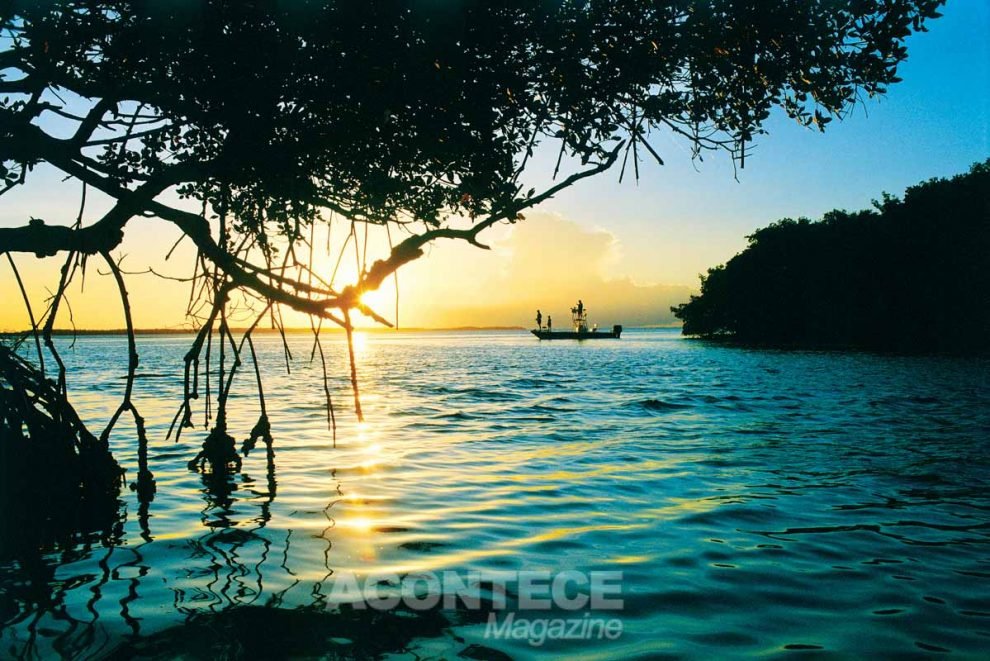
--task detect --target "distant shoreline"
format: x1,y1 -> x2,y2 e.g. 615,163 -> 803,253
0,325 -> 681,336
0,326 -> 529,336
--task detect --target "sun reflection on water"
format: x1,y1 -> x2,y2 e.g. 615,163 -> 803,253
325,418 -> 396,564
7,330 -> 990,659
350,330 -> 368,355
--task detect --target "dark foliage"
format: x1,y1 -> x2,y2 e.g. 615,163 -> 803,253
672,160 -> 990,353
1,0 -> 945,290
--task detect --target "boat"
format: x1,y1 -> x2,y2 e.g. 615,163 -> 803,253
531,302 -> 622,340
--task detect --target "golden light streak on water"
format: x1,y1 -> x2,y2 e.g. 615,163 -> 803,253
2,329 -> 990,659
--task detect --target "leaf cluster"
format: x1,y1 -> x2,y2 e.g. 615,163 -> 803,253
1,0 -> 944,244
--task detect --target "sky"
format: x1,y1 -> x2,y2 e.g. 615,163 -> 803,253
1,1 -> 988,331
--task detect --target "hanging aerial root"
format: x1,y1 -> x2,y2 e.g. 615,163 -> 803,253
100,250 -> 156,503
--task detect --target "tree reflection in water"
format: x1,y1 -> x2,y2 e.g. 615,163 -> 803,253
0,441 -> 498,659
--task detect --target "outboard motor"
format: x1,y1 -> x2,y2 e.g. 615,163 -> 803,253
612,324 -> 623,338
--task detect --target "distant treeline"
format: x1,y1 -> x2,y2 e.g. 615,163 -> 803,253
672,160 -> 990,353
0,326 -> 527,337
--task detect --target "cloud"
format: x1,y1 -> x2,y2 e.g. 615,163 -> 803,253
0,212 -> 693,331
401,213 -> 693,327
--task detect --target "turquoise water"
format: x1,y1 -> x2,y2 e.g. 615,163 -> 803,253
2,328 -> 989,658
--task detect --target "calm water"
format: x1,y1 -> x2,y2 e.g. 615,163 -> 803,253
2,329 -> 989,659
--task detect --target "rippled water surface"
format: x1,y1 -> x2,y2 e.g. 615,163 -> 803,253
2,329 -> 990,658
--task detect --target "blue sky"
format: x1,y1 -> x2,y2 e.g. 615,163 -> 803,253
524,0 -> 990,287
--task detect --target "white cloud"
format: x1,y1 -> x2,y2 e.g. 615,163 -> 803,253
400,213 -> 692,328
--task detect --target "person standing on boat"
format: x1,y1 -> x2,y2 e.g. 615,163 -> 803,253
577,300 -> 584,317
536,309 -> 543,330
547,315 -> 552,333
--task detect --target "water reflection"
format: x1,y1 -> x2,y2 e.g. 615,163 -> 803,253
0,523 -> 124,658
1,330 -> 989,658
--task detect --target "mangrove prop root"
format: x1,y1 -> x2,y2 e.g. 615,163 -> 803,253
188,423 -> 243,474
0,344 -> 123,555
241,413 -> 273,458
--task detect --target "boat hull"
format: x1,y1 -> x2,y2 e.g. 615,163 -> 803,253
531,327 -> 621,340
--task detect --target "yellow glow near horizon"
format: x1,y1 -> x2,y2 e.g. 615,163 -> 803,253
0,212 -> 695,331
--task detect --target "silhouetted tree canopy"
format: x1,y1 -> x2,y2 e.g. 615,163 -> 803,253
0,0 -> 945,475
2,1 -> 945,284
672,160 -> 990,353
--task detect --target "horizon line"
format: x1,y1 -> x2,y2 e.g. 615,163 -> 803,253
0,324 -> 683,335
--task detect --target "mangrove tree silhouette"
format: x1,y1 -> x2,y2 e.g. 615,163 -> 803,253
0,1 -> 945,490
